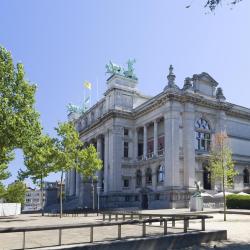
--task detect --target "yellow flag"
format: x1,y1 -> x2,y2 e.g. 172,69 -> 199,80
84,81 -> 92,90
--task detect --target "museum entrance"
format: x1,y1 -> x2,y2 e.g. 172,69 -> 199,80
141,194 -> 148,209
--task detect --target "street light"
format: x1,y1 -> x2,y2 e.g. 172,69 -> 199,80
97,186 -> 101,215
91,178 -> 95,210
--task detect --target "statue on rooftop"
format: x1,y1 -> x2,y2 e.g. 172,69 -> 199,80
105,59 -> 138,80
67,103 -> 82,114
105,61 -> 122,75
123,59 -> 137,80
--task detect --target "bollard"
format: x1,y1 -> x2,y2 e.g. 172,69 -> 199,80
163,220 -> 167,235
118,224 -> 121,239
109,214 -> 111,222
90,226 -> 93,243
142,222 -> 146,237
130,214 -> 133,220
115,214 -> 118,221
103,213 -> 105,221
201,218 -> 205,231
184,218 -> 188,233
123,214 -> 125,221
172,218 -> 175,227
58,229 -> 62,245
23,231 -> 26,249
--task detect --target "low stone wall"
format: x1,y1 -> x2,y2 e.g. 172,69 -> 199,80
0,203 -> 21,216
46,230 -> 227,250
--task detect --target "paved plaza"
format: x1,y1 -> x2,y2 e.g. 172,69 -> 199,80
0,209 -> 249,249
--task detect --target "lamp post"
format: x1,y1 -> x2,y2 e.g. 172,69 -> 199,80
91,178 -> 95,210
97,186 -> 101,215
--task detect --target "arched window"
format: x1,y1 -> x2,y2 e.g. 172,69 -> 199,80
157,165 -> 165,183
145,168 -> 152,185
243,168 -> 249,185
203,163 -> 211,190
136,170 -> 142,187
195,118 -> 211,151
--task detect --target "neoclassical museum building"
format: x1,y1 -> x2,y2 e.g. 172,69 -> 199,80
65,63 -> 250,209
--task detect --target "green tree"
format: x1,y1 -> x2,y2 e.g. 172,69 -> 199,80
53,122 -> 83,218
204,0 -> 243,11
0,148 -> 12,181
77,144 -> 102,210
0,46 -> 41,179
5,181 -> 26,205
209,132 -> 238,221
77,144 -> 102,178
0,182 -> 6,200
19,135 -> 56,215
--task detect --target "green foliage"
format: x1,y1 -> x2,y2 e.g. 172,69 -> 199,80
5,181 -> 26,204
209,132 -> 238,220
227,194 -> 250,209
0,46 -> 41,180
53,122 -> 84,217
0,148 -> 13,180
0,182 -> 6,199
209,132 -> 238,188
77,144 -> 102,178
204,0 -> 243,11
54,122 -> 83,173
22,135 -> 56,183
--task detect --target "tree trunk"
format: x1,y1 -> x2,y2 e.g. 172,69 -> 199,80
41,176 -> 44,216
222,170 -> 226,221
60,171 -> 64,218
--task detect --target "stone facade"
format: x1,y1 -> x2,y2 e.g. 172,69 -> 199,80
65,66 -> 250,209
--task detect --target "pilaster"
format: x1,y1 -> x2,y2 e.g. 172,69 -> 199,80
164,101 -> 181,187
183,103 -> 196,188
153,120 -> 158,157
104,131 -> 109,193
143,125 -> 147,158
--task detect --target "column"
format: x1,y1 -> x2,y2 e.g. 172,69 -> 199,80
183,103 -> 195,188
143,125 -> 147,159
153,120 -> 158,157
97,136 -> 102,188
110,126 -> 123,192
152,168 -> 157,190
75,172 -> 80,197
128,129 -> 133,159
104,131 -> 109,193
133,128 -> 138,160
72,169 -> 76,196
164,101 -> 181,187
69,170 -> 74,196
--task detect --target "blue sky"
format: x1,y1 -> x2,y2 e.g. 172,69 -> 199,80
1,0 -> 250,186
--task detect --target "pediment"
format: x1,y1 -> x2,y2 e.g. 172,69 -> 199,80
194,72 -> 218,87
192,72 -> 218,97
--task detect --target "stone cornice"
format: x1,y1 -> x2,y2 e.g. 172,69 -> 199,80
79,109 -> 133,137
134,90 -> 250,120
78,88 -> 250,137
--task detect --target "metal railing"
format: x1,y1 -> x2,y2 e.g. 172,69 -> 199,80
0,214 -> 212,250
101,211 -> 212,231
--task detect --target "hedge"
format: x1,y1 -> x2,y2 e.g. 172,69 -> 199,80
226,194 -> 250,209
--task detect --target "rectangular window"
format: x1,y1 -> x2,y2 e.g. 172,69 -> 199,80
155,194 -> 160,200
124,128 -> 129,136
138,143 -> 143,157
124,142 -> 129,158
125,195 -> 130,202
123,179 -> 129,187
